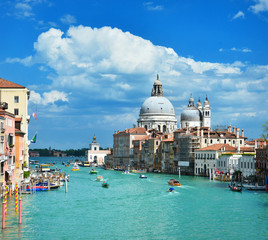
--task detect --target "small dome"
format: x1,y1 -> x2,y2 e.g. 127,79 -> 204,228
204,96 -> 209,106
181,107 -> 202,121
140,96 -> 175,115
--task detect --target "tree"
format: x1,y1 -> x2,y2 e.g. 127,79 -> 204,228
261,120 -> 268,140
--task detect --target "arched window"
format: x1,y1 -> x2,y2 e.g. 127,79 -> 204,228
163,125 -> 167,132
158,125 -> 161,131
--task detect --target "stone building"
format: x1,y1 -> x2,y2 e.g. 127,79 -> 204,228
87,135 -> 111,166
113,128 -> 147,168
0,78 -> 30,167
173,126 -> 247,175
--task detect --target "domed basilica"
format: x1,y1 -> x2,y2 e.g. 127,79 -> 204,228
137,75 -> 211,133
137,75 -> 177,133
180,94 -> 211,129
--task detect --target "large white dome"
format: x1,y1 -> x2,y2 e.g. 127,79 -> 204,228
137,75 -> 177,133
140,96 -> 175,115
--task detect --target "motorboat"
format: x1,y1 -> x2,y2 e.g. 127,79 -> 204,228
168,187 -> 175,192
72,163 -> 79,171
244,184 -> 266,191
102,182 -> 109,188
168,179 -> 181,186
90,168 -> 98,174
96,175 -> 103,181
139,174 -> 147,179
122,170 -> 130,174
80,161 -> 90,167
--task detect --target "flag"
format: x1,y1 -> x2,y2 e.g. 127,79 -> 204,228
31,132 -> 37,143
32,110 -> 38,121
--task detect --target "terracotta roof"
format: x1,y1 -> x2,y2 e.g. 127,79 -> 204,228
162,137 -> 174,142
115,127 -> 147,135
133,135 -> 149,141
0,78 -> 25,88
240,147 -> 255,152
196,144 -> 237,152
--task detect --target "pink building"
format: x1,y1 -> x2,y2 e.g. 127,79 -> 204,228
0,109 -> 16,189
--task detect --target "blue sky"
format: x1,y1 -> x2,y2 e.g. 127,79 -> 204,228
0,0 -> 267,149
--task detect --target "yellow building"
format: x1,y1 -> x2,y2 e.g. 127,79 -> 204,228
0,78 -> 30,168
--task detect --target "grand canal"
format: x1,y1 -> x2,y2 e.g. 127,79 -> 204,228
1,157 -> 268,239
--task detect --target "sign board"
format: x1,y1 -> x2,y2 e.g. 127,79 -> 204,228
178,161 -> 189,167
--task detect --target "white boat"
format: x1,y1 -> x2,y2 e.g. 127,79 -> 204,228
244,184 -> 266,191
122,170 -> 130,174
96,175 -> 103,181
72,163 -> 79,171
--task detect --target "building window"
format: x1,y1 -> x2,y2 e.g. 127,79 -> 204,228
94,147 -> 97,150
156,141 -> 158,146
233,140 -> 235,144
14,108 -> 19,115
240,140 -> 242,144
241,162 -> 243,168
14,96 -> 19,103
210,139 -> 213,144
224,140 -> 226,144
205,139 -> 207,144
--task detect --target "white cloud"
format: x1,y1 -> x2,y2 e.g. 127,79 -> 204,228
60,14 -> 77,25
220,47 -> 252,53
30,90 -> 69,105
15,3 -> 33,17
232,11 -> 245,20
250,0 -> 268,13
7,25 -> 268,130
143,2 -> 163,11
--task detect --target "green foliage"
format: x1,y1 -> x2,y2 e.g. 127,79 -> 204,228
23,171 -> 31,178
30,148 -> 89,157
241,153 -> 255,156
221,153 -> 234,156
261,120 -> 268,140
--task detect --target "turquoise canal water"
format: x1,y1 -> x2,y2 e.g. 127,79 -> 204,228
1,157 -> 268,240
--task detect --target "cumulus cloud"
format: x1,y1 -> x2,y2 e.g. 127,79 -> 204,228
6,25 -> 268,133
60,14 -> 77,25
250,0 -> 268,13
30,90 -> 69,105
232,11 -> 245,20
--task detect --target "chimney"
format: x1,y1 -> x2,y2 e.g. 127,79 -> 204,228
208,128 -> 210,138
233,127 -> 236,134
242,129 -> 244,137
197,126 -> 200,137
236,128 -> 240,139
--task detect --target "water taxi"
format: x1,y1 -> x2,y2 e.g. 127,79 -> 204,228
80,161 -> 90,167
168,179 -> 181,186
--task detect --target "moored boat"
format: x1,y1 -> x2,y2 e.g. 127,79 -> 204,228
168,179 -> 181,186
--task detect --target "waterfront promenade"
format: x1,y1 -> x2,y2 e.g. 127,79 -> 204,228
1,157 -> 268,239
